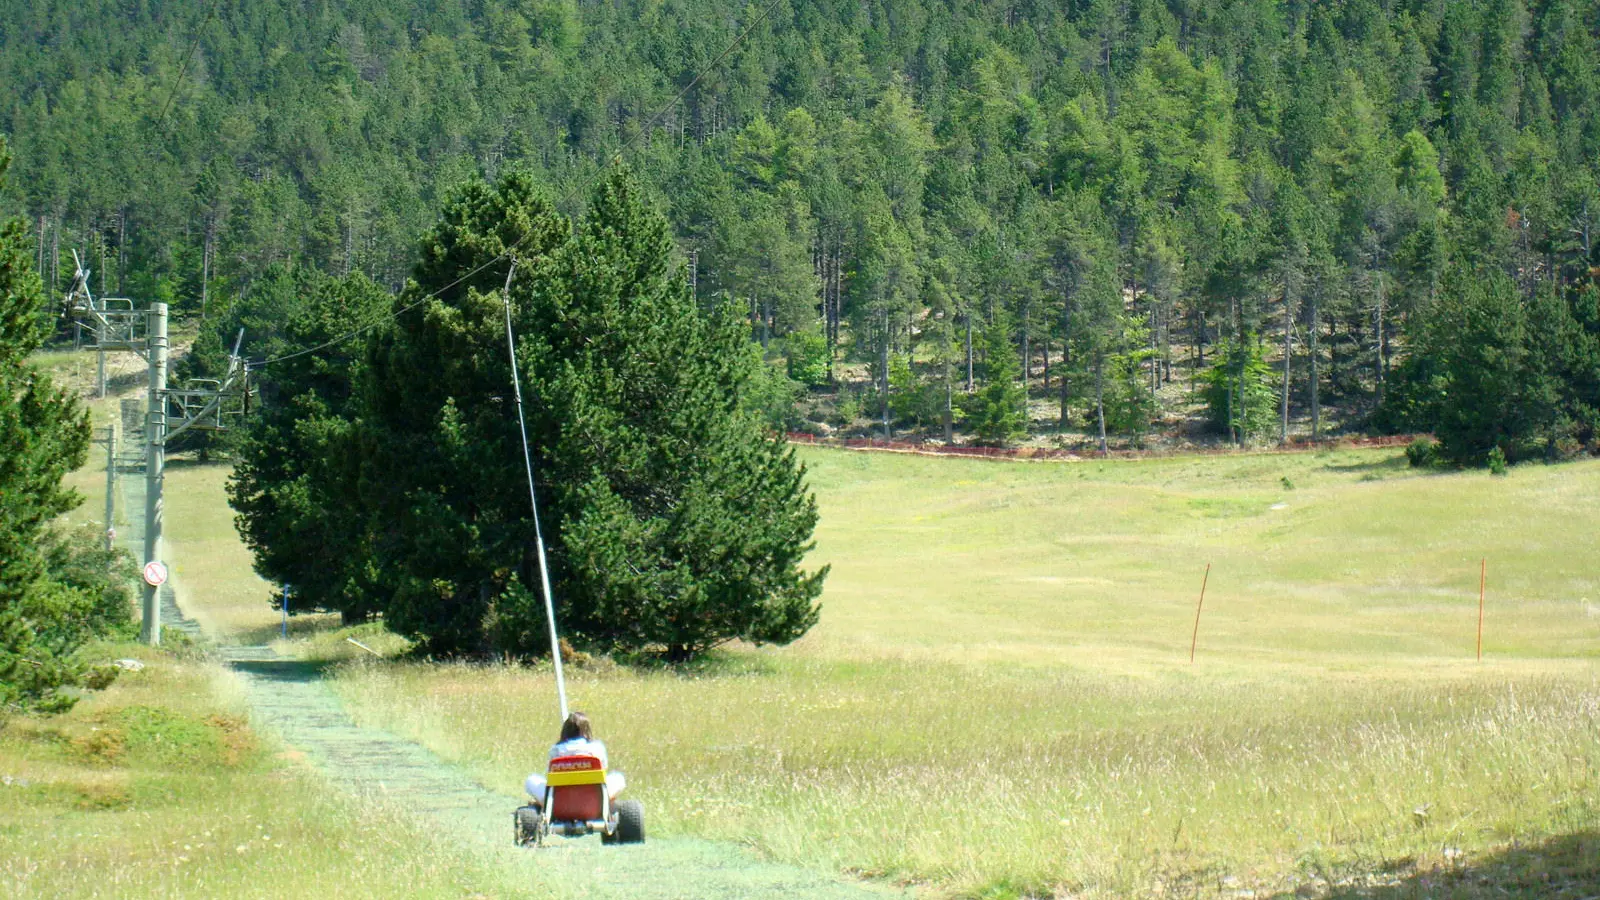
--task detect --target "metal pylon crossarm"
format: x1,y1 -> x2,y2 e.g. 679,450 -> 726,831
62,252 -> 146,353
163,329 -> 250,442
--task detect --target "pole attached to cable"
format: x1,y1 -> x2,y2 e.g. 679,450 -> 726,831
501,262 -> 569,722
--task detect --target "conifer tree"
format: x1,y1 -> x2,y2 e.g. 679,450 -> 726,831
227,271 -> 393,624
353,167 -> 824,659
0,138 -> 96,713
962,317 -> 1029,446
545,168 -> 824,659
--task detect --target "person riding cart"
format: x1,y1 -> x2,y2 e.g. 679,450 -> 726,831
515,711 -> 643,846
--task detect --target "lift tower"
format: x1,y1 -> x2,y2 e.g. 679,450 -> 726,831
63,252 -> 250,644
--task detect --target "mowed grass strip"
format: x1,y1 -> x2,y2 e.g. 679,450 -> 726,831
0,646 -> 551,899
325,447 -> 1598,897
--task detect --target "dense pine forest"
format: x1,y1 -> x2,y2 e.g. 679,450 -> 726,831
3,0 -> 1599,460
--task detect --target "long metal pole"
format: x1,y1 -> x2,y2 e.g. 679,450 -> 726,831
141,302 -> 167,646
104,426 -> 116,552
1189,563 -> 1211,664
1477,558 -> 1486,662
501,264 -> 568,721
96,346 -> 106,399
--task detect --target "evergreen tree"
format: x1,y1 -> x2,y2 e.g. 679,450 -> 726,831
1202,337 -> 1279,444
962,317 -> 1028,446
0,138 -> 102,713
227,271 -> 393,624
355,167 -> 824,659
537,168 -> 824,660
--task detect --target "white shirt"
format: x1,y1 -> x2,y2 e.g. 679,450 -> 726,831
549,736 -> 608,768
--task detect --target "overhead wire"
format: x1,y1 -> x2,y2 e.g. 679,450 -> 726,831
248,0 -> 789,371
154,2 -> 220,134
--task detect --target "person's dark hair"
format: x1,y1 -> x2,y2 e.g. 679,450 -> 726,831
559,711 -> 592,742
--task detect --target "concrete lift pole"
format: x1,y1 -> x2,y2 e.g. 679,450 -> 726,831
103,425 -> 116,552
65,255 -> 246,646
141,302 -> 167,646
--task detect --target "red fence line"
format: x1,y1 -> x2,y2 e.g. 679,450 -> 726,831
785,431 -> 1423,462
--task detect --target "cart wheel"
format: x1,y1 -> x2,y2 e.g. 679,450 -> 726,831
514,806 -> 544,846
614,799 -> 645,844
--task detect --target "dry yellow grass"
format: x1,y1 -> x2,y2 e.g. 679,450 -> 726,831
69,407 -> 1595,898
327,447 -> 1599,898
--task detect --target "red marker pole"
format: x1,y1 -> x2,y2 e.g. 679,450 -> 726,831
1190,563 -> 1211,664
1477,558 -> 1486,662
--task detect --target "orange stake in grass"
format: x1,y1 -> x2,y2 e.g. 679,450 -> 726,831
1477,557 -> 1486,662
1190,563 -> 1211,664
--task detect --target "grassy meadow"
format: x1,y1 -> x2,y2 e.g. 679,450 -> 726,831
9,358 -> 529,899
320,446 -> 1599,898
32,363 -> 1600,900
0,644 -> 551,899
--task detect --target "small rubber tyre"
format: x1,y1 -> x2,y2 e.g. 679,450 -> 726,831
514,806 -> 544,846
614,799 -> 645,844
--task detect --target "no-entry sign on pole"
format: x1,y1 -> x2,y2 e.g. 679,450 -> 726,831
142,561 -> 169,587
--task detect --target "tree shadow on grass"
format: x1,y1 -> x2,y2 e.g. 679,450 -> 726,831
1273,832 -> 1599,900
226,657 -> 336,684
1322,455 -> 1412,474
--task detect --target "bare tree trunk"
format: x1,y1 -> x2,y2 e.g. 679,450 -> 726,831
343,208 -> 355,277
1095,356 -> 1107,454
1310,292 -> 1321,440
1227,298 -> 1239,444
1280,282 -> 1294,445
1021,320 -> 1029,381
965,313 -> 974,392
1059,300 -> 1071,429
943,366 -> 953,442
880,310 -> 891,439
1376,269 -> 1388,409
117,210 -> 127,293
201,219 -> 215,318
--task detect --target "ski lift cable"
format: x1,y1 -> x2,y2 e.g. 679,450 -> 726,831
500,262 -> 569,722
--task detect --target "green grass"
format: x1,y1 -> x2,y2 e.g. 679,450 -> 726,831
161,463 -> 283,642
0,645 -> 550,899
320,447 -> 1599,898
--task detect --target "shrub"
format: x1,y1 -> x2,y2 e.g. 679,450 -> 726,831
1405,437 -> 1438,468
781,329 -> 829,386
1201,337 -> 1278,443
834,388 -> 863,425
1487,446 -> 1508,475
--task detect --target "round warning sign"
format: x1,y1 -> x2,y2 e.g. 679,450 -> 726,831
142,561 -> 169,587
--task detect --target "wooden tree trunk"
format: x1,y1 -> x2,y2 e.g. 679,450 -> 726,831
1020,297 -> 1031,380
943,368 -> 954,442
1095,356 -> 1107,453
880,310 -> 891,439
1373,274 -> 1386,411
1280,282 -> 1294,445
1058,301 -> 1071,429
117,211 -> 127,293
1310,293 -> 1321,440
202,218 -> 215,317
965,314 -> 974,392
